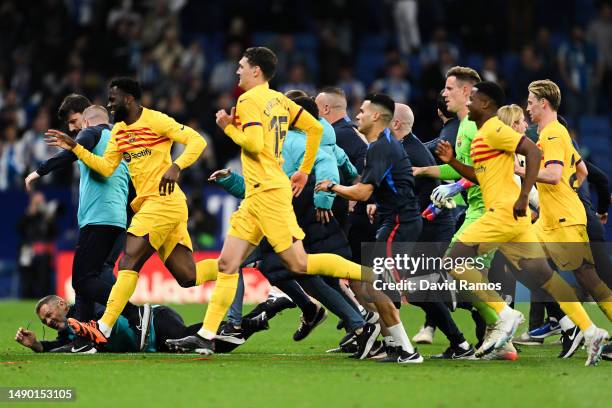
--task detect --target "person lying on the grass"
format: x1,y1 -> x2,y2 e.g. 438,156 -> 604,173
15,294 -> 291,353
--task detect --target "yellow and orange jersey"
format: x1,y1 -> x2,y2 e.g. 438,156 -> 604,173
470,116 -> 528,217
73,107 -> 206,211
223,83 -> 323,197
536,120 -> 586,230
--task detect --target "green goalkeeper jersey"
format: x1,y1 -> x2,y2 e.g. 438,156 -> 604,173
437,116 -> 485,217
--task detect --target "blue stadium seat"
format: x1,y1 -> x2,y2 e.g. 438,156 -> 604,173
356,51 -> 387,87
464,53 -> 484,72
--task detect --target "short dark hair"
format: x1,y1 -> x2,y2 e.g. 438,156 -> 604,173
58,94 -> 91,121
437,89 -> 456,119
35,295 -> 62,314
292,96 -> 319,120
109,77 -> 142,100
285,89 -> 309,100
474,81 -> 505,109
364,92 -> 395,121
243,47 -> 277,80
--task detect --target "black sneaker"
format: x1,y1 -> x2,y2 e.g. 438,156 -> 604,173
49,337 -> 97,354
165,334 -> 215,355
431,344 -> 476,360
293,305 -> 327,341
217,322 -> 246,345
367,340 -> 386,359
397,347 -> 424,364
339,331 -> 356,347
354,323 -> 381,359
602,344 -> 612,361
363,310 -> 379,324
558,325 -> 584,358
241,311 -> 269,333
378,346 -> 400,363
133,304 -> 152,351
379,346 -> 424,364
243,294 -> 296,321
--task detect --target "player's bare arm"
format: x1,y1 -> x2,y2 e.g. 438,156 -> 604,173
315,180 -> 374,202
515,136 -> 542,219
412,165 -> 441,178
515,162 -> 562,185
435,140 -> 478,183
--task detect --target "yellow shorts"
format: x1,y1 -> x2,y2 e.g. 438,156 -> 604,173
458,207 -> 545,268
128,196 -> 192,262
534,222 -> 593,271
228,187 -> 305,253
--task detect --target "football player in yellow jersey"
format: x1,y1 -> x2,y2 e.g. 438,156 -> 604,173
435,81 -> 608,366
166,47 -> 371,355
45,77 -> 211,345
518,80 -> 612,336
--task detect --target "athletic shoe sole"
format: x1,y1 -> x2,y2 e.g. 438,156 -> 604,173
139,304 -> 153,351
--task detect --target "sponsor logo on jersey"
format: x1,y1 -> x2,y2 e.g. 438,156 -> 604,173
123,148 -> 152,163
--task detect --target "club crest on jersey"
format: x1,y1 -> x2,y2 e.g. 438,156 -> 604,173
123,148 -> 152,163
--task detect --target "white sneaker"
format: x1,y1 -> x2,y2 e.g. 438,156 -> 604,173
412,326 -> 435,344
477,310 -> 524,357
584,327 -> 609,366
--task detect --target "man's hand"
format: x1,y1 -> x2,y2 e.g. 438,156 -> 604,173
159,163 -> 180,196
348,200 -> 357,213
435,141 -> 454,164
25,171 -> 40,192
44,129 -> 77,151
367,203 -> 377,224
15,327 -> 37,348
316,208 -> 333,224
208,168 -> 232,182
412,167 -> 425,176
291,171 -> 308,197
513,194 -> 529,220
315,179 -> 332,193
216,107 -> 236,130
597,212 -> 608,225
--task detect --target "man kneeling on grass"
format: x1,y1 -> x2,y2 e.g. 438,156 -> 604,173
15,294 -> 285,354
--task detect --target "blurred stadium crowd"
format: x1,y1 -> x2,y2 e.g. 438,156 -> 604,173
1,0 -> 611,191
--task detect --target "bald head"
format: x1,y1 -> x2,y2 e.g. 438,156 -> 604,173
315,87 -> 348,123
390,103 -> 414,139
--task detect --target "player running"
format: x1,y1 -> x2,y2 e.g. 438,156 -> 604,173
435,81 -> 608,366
166,47 -> 372,355
45,77 -> 208,346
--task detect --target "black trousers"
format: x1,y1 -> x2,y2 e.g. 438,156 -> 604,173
71,225 -> 138,322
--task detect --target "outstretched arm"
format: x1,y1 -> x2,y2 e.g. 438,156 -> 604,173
435,141 -> 478,183
45,129 -> 122,177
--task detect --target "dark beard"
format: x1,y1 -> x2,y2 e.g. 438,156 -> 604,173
113,105 -> 129,122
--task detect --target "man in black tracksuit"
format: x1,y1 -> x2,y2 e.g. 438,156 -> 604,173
390,103 -> 476,359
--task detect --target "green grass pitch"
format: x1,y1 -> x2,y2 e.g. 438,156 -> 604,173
0,301 -> 610,407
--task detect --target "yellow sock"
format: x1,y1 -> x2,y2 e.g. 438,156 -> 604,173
100,270 -> 139,328
199,272 -> 239,339
196,259 -> 219,285
542,273 -> 593,331
451,267 -> 506,313
306,253 -> 372,282
591,282 -> 612,321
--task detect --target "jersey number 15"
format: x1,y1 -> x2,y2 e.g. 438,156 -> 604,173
270,115 -> 288,159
